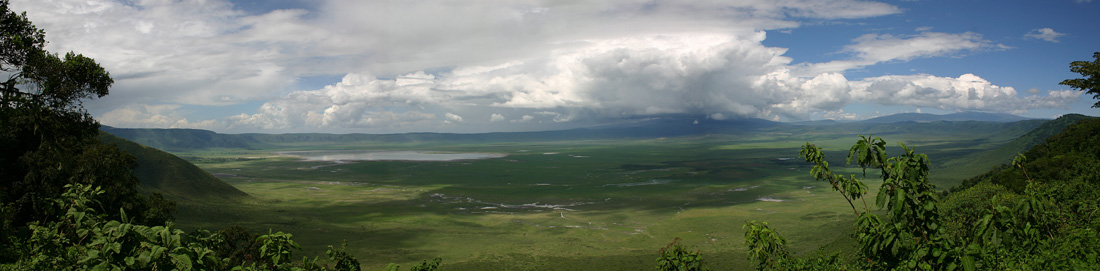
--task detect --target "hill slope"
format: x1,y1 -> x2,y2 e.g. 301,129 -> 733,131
962,114 -> 1095,166
954,115 -> 1100,192
99,132 -> 248,201
101,126 -> 254,152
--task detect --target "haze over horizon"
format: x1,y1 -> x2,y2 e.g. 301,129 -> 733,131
13,0 -> 1100,133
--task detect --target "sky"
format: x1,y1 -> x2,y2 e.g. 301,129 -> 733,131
11,0 -> 1100,134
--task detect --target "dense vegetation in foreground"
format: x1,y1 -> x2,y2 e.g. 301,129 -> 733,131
735,117 -> 1100,270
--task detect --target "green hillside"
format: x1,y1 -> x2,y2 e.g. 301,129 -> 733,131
99,132 -> 248,201
933,114 -> 1100,269
965,114 -> 1093,166
955,115 -> 1100,192
101,126 -> 255,151
737,114 -> 1100,270
936,114 -> 1092,180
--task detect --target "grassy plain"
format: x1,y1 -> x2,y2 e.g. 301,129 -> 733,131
170,124 -> 1031,270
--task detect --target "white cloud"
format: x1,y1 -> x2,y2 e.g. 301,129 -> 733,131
846,32 -> 993,62
249,72 -> 446,129
233,33 -> 807,129
849,74 -> 1082,113
1024,28 -> 1065,43
114,70 -> 1076,132
145,33 -> 1077,132
12,0 -> 293,109
99,104 -> 184,128
99,104 -> 223,129
535,111 -> 575,123
10,0 -> 1081,132
12,0 -> 900,112
444,113 -> 464,123
513,115 -> 535,123
804,31 -> 1004,75
818,109 -> 859,120
223,113 -> 288,130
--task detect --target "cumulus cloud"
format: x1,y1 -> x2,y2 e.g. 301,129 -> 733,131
11,0 -> 1082,132
99,104 -> 220,129
817,109 -> 860,121
1024,28 -> 1065,43
513,115 -> 535,123
849,74 -> 1081,113
12,0 -> 294,109
99,104 -> 184,128
445,113 -> 464,123
111,70 -> 1080,131
12,0 -> 901,111
200,32 -> 1077,131
250,72 -> 448,129
227,33 -> 804,129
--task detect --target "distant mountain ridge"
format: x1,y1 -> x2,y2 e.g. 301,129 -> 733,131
861,111 -> 1031,123
102,117 -> 785,151
101,126 -> 253,152
101,112 -> 1045,152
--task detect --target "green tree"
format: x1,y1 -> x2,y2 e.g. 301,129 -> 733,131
1060,52 -> 1100,108
747,130 -> 1100,270
795,136 -> 961,270
16,184 -> 222,270
655,238 -> 708,271
0,0 -> 172,262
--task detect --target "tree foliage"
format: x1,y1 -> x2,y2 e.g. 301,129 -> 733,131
4,184 -> 444,271
746,128 -> 1100,270
742,221 -> 845,271
1060,52 -> 1100,108
14,184 -> 222,270
0,0 -> 176,262
655,238 -> 708,271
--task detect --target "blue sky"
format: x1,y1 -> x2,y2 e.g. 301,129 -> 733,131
11,0 -> 1100,133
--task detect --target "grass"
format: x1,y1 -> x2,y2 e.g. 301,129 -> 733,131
169,126 -> 1030,270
